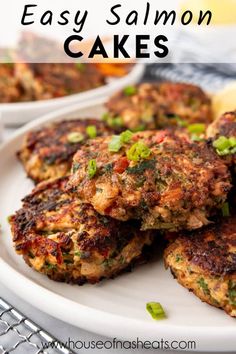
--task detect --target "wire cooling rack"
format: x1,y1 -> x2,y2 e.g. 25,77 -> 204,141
0,298 -> 75,354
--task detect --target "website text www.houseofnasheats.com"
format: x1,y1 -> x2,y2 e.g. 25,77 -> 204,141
41,337 -> 197,351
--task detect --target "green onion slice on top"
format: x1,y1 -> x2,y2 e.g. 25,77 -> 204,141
67,132 -> 84,144
108,135 -> 122,152
86,125 -> 97,139
213,136 -> 236,156
146,302 -> 166,320
187,123 -> 206,134
120,130 -> 133,143
108,130 -> 133,152
87,159 -> 97,179
123,85 -> 137,96
102,113 -> 124,128
127,141 -> 151,161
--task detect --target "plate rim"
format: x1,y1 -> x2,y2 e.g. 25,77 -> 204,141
0,99 -> 236,352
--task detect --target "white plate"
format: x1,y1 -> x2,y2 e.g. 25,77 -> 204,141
0,99 -> 235,352
0,64 -> 144,126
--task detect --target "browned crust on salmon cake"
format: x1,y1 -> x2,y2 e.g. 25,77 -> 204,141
164,216 -> 236,317
105,82 -> 212,131
17,119 -> 113,183
9,177 -> 154,285
69,130 -> 231,231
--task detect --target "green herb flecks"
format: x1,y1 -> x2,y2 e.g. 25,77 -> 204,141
127,159 -> 155,174
74,250 -> 90,259
228,280 -> 236,305
102,258 -> 114,269
175,254 -> 183,262
44,155 -> 57,166
45,263 -> 57,270
103,163 -> 113,173
197,277 -> 210,296
72,162 -> 81,173
28,251 -> 35,259
136,176 -> 146,188
222,202 -> 230,217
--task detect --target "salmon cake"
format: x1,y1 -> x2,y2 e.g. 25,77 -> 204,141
105,82 -> 212,131
164,215 -> 236,317
9,177 -> 154,285
69,130 -> 231,231
18,119 -> 113,183
15,63 -> 105,101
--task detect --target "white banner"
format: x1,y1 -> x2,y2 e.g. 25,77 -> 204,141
0,0 -> 235,63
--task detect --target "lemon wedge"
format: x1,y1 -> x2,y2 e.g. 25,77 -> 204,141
181,0 -> 236,25
212,82 -> 236,119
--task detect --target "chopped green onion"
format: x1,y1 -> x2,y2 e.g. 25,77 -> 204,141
86,125 -> 97,139
213,136 -> 230,151
222,202 -> 230,217
120,130 -> 133,143
187,123 -> 206,134
175,117 -> 188,127
146,302 -> 166,320
229,137 -> 236,146
76,63 -> 85,71
87,159 -> 97,179
108,130 -> 133,152
213,136 -> 236,155
191,134 -> 204,142
67,132 -> 84,144
123,85 -> 137,96
108,135 -> 122,152
102,113 -> 123,128
127,141 -> 151,162
132,124 -> 146,132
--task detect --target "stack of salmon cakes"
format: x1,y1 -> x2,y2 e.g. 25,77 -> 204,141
10,81 -> 236,318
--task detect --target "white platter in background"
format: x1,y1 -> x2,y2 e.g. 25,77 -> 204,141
0,99 -> 235,352
0,63 -> 144,126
